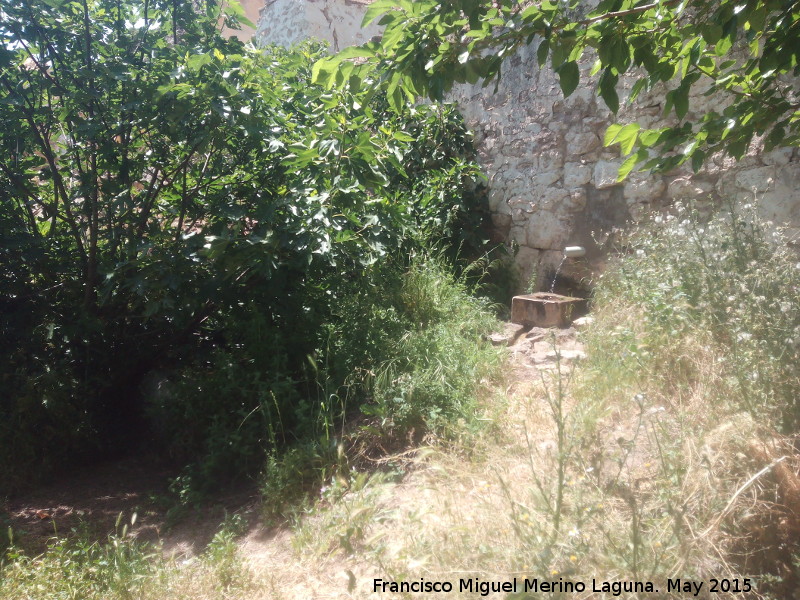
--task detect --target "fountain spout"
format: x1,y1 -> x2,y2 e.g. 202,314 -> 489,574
563,245 -> 586,258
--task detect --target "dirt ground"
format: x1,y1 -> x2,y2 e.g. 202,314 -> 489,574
3,322 -> 588,599
3,456 -> 262,557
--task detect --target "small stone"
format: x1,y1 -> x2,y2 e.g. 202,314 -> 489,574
564,162 -> 592,187
593,160 -> 622,189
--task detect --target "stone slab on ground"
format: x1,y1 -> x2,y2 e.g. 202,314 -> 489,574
511,293 -> 584,328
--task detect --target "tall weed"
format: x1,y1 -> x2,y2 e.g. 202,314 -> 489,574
516,203 -> 800,595
592,203 -> 800,432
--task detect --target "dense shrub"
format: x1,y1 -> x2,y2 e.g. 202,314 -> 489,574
0,0 -> 492,493
589,202 -> 800,433
149,254 -> 501,496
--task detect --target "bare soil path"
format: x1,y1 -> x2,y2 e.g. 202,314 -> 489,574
3,322 -> 587,599
3,456 -> 261,557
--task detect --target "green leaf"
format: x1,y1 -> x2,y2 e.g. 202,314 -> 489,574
537,39 -> 549,67
765,125 -> 785,151
638,128 -> 663,147
617,149 -> 647,181
691,149 -> 706,172
617,123 -> 641,155
628,78 -> 647,104
186,53 -> 212,71
673,86 -> 689,119
391,131 -> 415,142
557,61 -> 579,97
223,0 -> 255,29
336,46 -> 375,61
311,57 -> 340,86
715,35 -> 733,56
599,69 -> 619,113
701,24 -> 722,44
362,0 -> 395,27
603,123 -> 623,147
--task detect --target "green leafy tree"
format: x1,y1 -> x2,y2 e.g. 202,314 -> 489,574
314,0 -> 800,177
0,0 -> 274,452
0,0 -> 484,489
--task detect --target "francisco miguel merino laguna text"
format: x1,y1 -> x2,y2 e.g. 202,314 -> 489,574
373,577 -> 662,596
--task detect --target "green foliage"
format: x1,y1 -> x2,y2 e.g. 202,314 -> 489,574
258,254 -> 501,516
0,514 -> 253,600
315,0 -> 800,173
593,203 -> 800,432
0,0 -> 490,491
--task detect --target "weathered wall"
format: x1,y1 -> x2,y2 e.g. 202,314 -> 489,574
450,44 -> 800,288
255,1 -> 800,290
255,0 -> 381,52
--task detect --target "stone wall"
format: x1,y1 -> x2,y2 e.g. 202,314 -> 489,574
254,0 -> 381,52
254,1 -> 800,291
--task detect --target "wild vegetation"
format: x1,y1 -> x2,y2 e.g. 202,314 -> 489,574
316,0 -> 800,176
6,206 -> 798,599
0,0 -> 498,496
3,0 -> 800,599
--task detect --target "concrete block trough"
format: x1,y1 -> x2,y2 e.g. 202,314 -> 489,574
511,293 -> 584,328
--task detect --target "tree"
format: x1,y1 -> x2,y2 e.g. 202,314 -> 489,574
0,0 -> 484,488
313,0 -> 800,177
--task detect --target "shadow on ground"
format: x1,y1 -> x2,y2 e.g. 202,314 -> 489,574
3,456 -> 261,557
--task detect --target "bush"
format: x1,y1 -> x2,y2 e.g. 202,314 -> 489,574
591,203 -> 800,433
0,0 -> 491,491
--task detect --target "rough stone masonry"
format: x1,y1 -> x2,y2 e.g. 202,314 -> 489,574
250,0 -> 800,291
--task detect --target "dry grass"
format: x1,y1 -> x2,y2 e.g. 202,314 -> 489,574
238,305 -> 800,599
4,307 -> 798,599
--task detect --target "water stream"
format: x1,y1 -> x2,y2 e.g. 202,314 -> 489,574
549,256 -> 566,294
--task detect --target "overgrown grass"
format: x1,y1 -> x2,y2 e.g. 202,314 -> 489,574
278,204 -> 800,599
589,202 -> 800,432
260,253 -> 503,519
0,514 -> 254,600
503,204 -> 800,597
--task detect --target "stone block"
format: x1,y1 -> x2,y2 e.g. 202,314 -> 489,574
735,166 -> 776,194
593,160 -> 622,189
509,225 -> 528,246
762,148 -> 793,167
667,176 -> 715,200
511,293 -> 584,328
532,171 -> 561,187
564,162 -> 592,187
526,211 -> 568,249
565,188 -> 588,213
566,132 -> 600,156
624,176 -> 666,202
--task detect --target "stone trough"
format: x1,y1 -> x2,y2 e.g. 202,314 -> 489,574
511,293 -> 583,328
